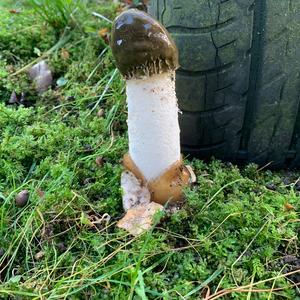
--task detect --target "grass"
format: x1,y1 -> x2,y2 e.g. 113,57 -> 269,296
26,0 -> 86,31
0,0 -> 299,299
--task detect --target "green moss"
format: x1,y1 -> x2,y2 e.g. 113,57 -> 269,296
0,1 -> 299,299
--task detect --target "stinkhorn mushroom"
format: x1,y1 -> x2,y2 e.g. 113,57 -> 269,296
111,9 -> 190,205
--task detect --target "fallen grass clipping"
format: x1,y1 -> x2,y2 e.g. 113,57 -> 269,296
0,0 -> 299,299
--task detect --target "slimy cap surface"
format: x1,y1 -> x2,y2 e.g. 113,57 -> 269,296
110,9 -> 179,79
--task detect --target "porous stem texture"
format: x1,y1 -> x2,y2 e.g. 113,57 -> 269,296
126,72 -> 181,181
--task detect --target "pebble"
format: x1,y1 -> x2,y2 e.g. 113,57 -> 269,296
28,60 -> 53,93
15,190 -> 29,207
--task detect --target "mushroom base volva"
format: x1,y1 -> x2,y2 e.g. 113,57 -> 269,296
123,153 -> 190,205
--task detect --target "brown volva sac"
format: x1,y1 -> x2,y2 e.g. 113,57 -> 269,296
110,9 -> 179,79
123,154 -> 190,204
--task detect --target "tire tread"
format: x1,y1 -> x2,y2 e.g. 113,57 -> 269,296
149,0 -> 300,167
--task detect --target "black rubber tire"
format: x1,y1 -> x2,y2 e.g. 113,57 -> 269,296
149,0 -> 300,168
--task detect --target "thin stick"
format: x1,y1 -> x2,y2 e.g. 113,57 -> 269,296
206,269 -> 300,300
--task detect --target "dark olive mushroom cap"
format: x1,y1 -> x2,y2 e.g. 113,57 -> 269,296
110,9 -> 179,79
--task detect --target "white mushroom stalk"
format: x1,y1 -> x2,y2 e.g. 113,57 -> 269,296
126,73 -> 180,181
110,9 -> 190,204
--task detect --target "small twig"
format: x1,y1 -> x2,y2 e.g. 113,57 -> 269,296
205,269 -> 300,300
257,161 -> 273,172
207,282 -> 300,300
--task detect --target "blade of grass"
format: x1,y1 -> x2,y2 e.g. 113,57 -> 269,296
135,270 -> 147,300
184,268 -> 224,298
92,11 -> 112,24
200,179 -> 246,213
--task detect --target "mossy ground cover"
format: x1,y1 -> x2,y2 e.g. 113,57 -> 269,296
0,1 -> 299,299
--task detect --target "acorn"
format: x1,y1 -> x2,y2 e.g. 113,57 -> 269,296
15,190 -> 29,207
